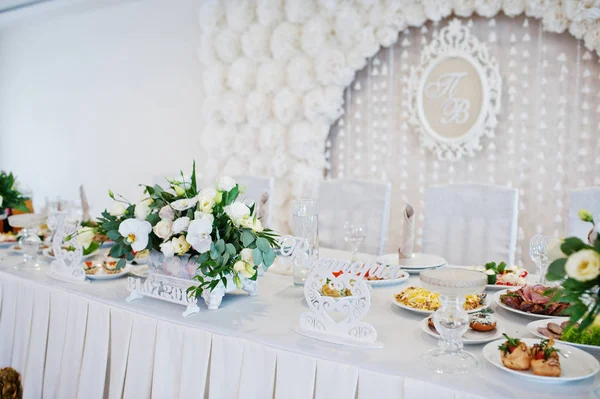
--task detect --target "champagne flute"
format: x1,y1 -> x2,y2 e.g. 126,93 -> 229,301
529,234 -> 553,285
344,221 -> 367,260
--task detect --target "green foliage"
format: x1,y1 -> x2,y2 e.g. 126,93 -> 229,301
0,171 -> 29,212
562,324 -> 600,346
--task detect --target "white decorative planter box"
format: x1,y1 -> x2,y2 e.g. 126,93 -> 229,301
126,250 -> 257,316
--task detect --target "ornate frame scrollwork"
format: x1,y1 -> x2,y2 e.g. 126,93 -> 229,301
408,19 -> 502,161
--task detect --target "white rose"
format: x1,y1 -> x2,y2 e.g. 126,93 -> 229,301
199,187 -> 217,199
565,249 -> 600,282
220,91 -> 246,124
153,219 -> 173,240
171,235 -> 191,256
215,29 -> 241,63
502,0 -> 525,17
225,202 -> 251,223
77,227 -> 95,249
160,240 -> 175,258
158,205 -> 175,221
172,217 -> 191,234
315,50 -> 354,87
453,0 -> 476,17
253,218 -> 264,232
134,198 -> 153,220
242,24 -> 271,62
241,248 -> 254,263
301,15 -> 331,58
227,57 -> 256,94
217,176 -> 237,192
547,237 -> 566,262
194,211 -> 215,226
241,215 -> 255,229
109,202 -> 127,217
234,260 -> 255,278
423,0 -> 452,21
270,22 -> 300,61
246,91 -> 270,128
170,197 -> 198,211
256,61 -> 285,94
198,195 -> 215,213
273,88 -> 300,125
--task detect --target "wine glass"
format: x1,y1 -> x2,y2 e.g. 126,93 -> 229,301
529,234 -> 553,285
8,214 -> 47,271
344,221 -> 367,260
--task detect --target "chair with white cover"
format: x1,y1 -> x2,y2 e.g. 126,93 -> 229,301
234,176 -> 275,228
318,179 -> 392,255
568,187 -> 600,240
422,184 -> 519,266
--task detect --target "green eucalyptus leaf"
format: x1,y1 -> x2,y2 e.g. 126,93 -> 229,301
547,258 -> 567,281
107,230 -> 122,241
225,243 -> 236,256
116,258 -> 126,270
262,249 -> 275,267
256,237 -> 270,253
147,213 -> 160,226
215,239 -> 225,254
252,248 -> 263,266
242,230 -> 255,247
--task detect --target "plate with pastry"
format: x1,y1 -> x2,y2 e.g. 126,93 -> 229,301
84,258 -> 131,280
494,286 -> 571,318
420,309 -> 503,344
527,318 -> 600,356
393,286 -> 489,315
331,268 -> 410,287
483,335 -> 600,382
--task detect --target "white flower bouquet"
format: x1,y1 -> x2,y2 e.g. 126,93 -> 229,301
95,162 -> 279,296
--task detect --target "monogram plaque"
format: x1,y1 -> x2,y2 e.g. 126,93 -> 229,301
408,19 -> 502,161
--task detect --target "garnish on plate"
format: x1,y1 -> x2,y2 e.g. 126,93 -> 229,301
83,260 -> 99,275
469,308 -> 497,332
530,338 -> 561,377
395,286 -> 486,312
102,258 -> 124,275
484,261 -> 528,286
498,333 -> 531,370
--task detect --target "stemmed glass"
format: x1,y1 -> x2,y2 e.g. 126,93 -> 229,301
8,214 -> 47,271
344,221 -> 367,260
529,234 -> 553,285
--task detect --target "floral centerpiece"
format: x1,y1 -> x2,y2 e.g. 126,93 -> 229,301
94,163 -> 278,297
0,171 -> 30,215
547,209 -> 600,330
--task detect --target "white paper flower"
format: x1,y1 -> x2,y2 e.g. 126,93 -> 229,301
543,3 -> 569,33
453,0 -> 476,16
315,50 -> 354,86
109,202 -> 126,217
256,61 -> 285,93
346,47 -> 367,70
382,1 -> 408,31
257,0 -> 283,27
248,157 -> 269,175
77,227 -> 95,249
304,86 -> 344,125
201,122 -> 235,158
170,197 -> 198,212
153,219 -> 173,240
220,91 -> 246,124
227,57 -> 256,94
376,26 -> 399,47
367,2 -> 383,26
563,0 -> 600,22
225,202 -> 251,224
404,2 -> 427,26
198,0 -> 224,33
223,157 -> 246,176
285,0 -> 315,23
172,217 -> 191,235
217,176 -> 237,192
475,0 -> 502,17
242,24 -> 271,61
134,198 -> 153,220
334,6 -> 363,48
226,0 -> 254,33
290,162 -> 321,198
271,21 -> 300,61
569,20 -> 590,39
286,55 -> 316,92
198,33 -> 218,66
158,205 -> 175,221
203,63 -> 226,95
355,26 -> 380,58
273,88 -> 301,125
186,218 -> 213,254
268,149 -> 290,178
215,29 -> 241,63
259,121 -> 285,151
202,95 -> 224,123
119,218 -> 152,252
584,21 -> 600,50
160,241 -> 175,258
525,0 -> 551,18
301,15 -> 332,58
246,91 -> 270,127
234,125 -> 260,161
288,121 -> 328,160
502,0 -> 525,16
423,0 -> 453,21
317,0 -> 339,15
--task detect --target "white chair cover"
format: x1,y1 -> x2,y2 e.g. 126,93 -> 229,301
568,187 -> 600,240
318,179 -> 392,255
422,184 -> 519,266
235,175 -> 275,228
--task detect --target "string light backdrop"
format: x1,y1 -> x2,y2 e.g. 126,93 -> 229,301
327,15 -> 600,269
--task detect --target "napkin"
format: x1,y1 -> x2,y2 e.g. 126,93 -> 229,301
398,204 -> 415,259
79,185 -> 91,222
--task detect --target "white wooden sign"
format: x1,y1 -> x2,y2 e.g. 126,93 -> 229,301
47,215 -> 87,283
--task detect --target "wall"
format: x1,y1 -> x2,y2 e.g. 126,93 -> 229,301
0,0 -> 205,215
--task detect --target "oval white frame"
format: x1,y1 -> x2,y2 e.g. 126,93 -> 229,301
409,19 -> 502,162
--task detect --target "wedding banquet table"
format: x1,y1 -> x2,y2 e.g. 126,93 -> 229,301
1,248 -> 599,399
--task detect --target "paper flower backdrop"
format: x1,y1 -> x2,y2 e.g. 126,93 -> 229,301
198,0 -> 600,232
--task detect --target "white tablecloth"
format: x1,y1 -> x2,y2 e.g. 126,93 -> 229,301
1,249 -> 599,399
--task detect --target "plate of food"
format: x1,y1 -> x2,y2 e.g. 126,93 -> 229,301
483,335 -> 600,382
494,286 -> 570,318
0,232 -> 18,247
331,268 -> 410,287
377,253 -> 446,274
527,318 -> 600,355
420,309 -> 503,344
42,246 -> 99,261
482,262 -> 531,289
83,258 -> 130,280
10,243 -> 50,254
393,286 -> 489,315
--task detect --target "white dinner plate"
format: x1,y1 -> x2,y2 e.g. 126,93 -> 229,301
128,265 -> 149,278
483,338 -> 600,383
86,265 -> 132,280
393,296 -> 490,315
377,253 -> 446,269
526,318 -> 600,356
419,317 -> 503,345
367,270 -> 410,287
42,247 -> 98,261
493,289 -> 567,319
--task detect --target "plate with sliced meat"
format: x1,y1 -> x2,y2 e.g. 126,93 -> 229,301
494,286 -> 571,319
527,318 -> 600,356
